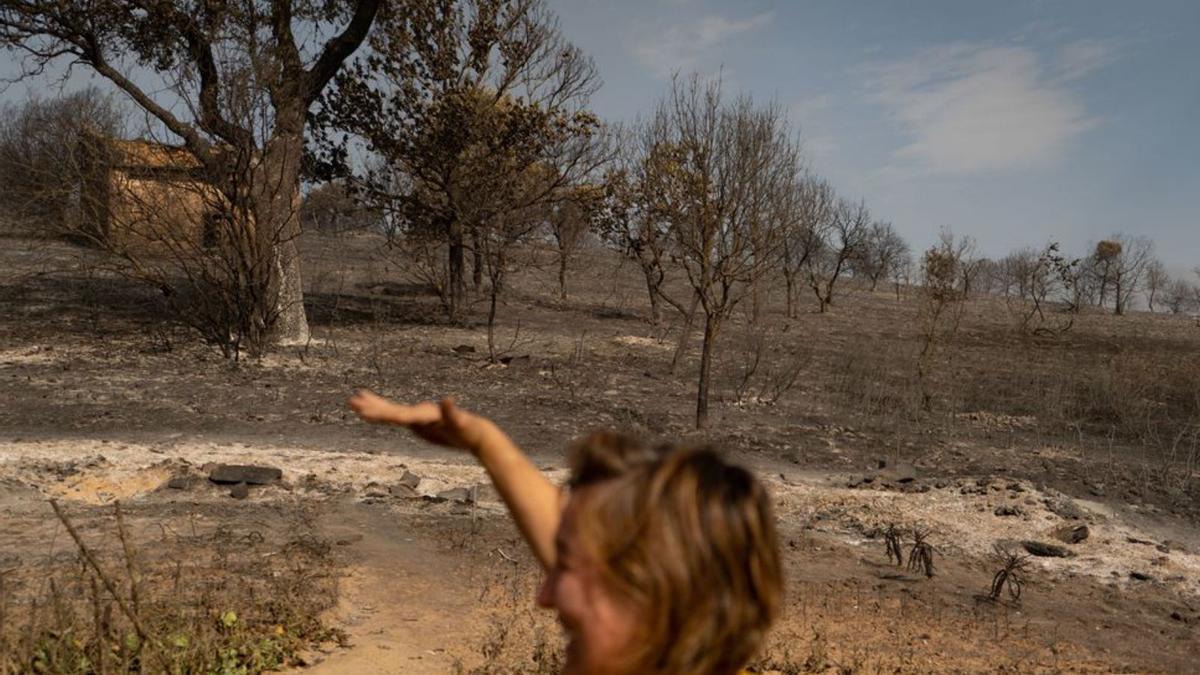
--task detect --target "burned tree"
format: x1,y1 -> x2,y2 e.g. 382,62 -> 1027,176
779,176 -> 832,318
854,221 -> 909,293
641,75 -> 801,428
547,185 -> 603,301
804,197 -> 869,313
0,0 -> 384,351
315,0 -> 600,324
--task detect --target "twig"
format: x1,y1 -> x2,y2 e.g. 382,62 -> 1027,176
49,499 -> 169,670
495,548 -> 517,564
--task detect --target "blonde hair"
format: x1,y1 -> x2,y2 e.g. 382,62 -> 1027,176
567,432 -> 782,674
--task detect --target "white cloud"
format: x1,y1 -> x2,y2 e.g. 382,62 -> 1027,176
866,42 -> 1108,173
1055,39 -> 1121,81
633,11 -> 773,78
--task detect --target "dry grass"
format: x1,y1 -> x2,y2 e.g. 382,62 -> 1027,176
0,501 -> 343,674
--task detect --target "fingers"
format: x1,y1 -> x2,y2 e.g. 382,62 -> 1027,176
349,390 -> 442,426
440,397 -> 466,429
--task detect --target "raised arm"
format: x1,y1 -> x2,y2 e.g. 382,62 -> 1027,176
349,391 -> 562,570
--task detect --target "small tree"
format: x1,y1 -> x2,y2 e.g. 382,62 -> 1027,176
779,176 -> 832,317
642,75 -> 801,428
595,159 -> 677,325
853,220 -> 910,292
804,197 -> 868,313
1144,258 -> 1169,313
1164,278 -> 1197,315
547,185 -> 603,301
916,232 -> 972,411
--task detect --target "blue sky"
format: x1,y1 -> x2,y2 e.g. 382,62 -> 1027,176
548,0 -> 1199,272
2,1 -> 1195,272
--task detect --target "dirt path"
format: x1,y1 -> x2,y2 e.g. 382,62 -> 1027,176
301,503 -> 480,674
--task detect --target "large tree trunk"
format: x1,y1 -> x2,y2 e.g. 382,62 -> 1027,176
695,312 -> 718,429
254,125 -> 310,349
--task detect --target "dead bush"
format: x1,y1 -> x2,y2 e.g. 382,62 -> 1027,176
0,501 -> 342,674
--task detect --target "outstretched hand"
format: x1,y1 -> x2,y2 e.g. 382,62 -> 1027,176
349,390 -> 488,452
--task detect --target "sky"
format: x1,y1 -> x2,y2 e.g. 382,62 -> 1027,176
1,0 -> 1196,272
545,0 -> 1200,273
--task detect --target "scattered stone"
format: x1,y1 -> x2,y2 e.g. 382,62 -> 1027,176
388,483 -> 419,499
398,471 -> 421,489
994,504 -> 1024,517
208,464 -> 282,486
1022,540 -> 1072,558
229,482 -> 250,500
452,344 -> 476,354
1007,482 -> 1025,493
1129,571 -> 1153,581
934,478 -> 950,489
1156,543 -> 1170,554
1053,524 -> 1090,544
435,487 -> 475,504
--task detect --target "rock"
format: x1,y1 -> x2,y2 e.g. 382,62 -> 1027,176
452,344 -> 476,354
388,483 -> 419,499
1053,524 -> 1090,544
934,479 -> 950,489
436,487 -> 475,504
1044,497 -> 1085,521
994,504 -> 1024,517
208,464 -> 282,485
398,471 -> 421,489
166,476 -> 194,490
229,482 -> 250,500
1129,571 -> 1153,581
498,355 -> 530,365
1022,540 -> 1072,558
335,534 -> 364,546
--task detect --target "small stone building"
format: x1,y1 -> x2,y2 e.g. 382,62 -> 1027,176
79,135 -> 221,250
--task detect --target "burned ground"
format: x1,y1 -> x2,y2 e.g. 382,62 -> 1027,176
1,232 -> 1198,672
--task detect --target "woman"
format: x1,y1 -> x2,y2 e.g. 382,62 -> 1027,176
349,391 -> 782,674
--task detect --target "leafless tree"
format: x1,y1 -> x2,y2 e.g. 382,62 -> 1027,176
0,89 -> 124,237
1091,235 -> 1154,315
1144,258 -> 1169,313
0,0 -> 384,348
853,220 -> 910,292
779,176 -> 832,317
1163,278 -> 1196,315
804,196 -> 868,313
642,75 -> 801,428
